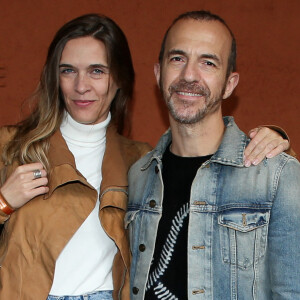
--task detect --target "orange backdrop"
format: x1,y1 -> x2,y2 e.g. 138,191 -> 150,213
0,0 -> 299,153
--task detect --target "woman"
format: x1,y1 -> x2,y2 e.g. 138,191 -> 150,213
0,14 -> 151,300
0,13 -> 290,300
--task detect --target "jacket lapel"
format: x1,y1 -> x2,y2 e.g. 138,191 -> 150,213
100,125 -> 128,192
45,130 -> 93,199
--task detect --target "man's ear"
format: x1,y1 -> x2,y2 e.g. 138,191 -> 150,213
223,72 -> 239,100
154,63 -> 161,86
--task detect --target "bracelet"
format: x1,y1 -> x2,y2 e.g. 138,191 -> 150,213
0,191 -> 14,215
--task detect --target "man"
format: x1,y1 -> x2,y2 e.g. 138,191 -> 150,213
127,11 -> 300,299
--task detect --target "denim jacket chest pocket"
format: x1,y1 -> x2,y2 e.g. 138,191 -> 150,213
218,209 -> 270,270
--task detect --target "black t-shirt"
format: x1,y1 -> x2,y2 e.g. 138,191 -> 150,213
145,145 -> 212,300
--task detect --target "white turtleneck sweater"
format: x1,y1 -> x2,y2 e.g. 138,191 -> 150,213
50,112 -> 117,296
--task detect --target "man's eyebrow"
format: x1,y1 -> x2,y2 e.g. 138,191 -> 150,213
167,49 -> 186,57
200,54 -> 221,64
167,50 -> 221,64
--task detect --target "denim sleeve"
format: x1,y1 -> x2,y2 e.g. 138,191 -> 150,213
268,157 -> 300,299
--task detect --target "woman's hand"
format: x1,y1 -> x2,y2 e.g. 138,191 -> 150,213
0,162 -> 49,209
244,127 -> 289,167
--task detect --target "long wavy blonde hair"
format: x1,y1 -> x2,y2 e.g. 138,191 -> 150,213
2,14 -> 135,172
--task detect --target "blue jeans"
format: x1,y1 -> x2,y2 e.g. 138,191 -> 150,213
47,290 -> 113,300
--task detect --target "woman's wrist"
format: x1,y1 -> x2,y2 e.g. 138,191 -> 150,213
0,190 -> 15,215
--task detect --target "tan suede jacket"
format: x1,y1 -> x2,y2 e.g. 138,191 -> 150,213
0,124 -> 151,300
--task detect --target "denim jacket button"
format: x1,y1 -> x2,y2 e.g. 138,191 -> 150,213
139,244 -> 146,252
149,200 -> 156,208
155,165 -> 159,173
132,287 -> 139,294
192,245 -> 205,250
192,289 -> 205,294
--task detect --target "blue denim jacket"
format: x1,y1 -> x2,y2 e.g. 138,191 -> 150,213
126,117 -> 300,300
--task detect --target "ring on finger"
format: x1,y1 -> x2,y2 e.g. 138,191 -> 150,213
33,169 -> 42,180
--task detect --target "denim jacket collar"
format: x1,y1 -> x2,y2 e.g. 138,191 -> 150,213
211,117 -> 247,167
142,116 -> 247,170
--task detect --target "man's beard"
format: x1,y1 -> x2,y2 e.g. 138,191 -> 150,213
161,79 -> 225,125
